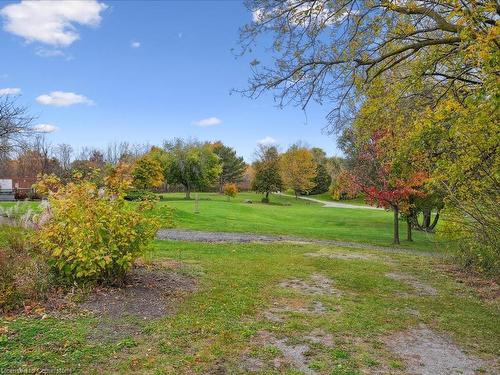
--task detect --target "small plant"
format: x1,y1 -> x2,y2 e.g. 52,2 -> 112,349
223,183 -> 238,200
0,202 -> 22,220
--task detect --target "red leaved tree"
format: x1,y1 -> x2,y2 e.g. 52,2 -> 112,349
347,131 -> 426,244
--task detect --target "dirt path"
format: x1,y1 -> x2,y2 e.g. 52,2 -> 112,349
279,193 -> 383,210
156,229 -> 439,256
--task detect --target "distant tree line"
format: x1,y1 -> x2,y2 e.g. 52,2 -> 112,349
0,95 -> 342,202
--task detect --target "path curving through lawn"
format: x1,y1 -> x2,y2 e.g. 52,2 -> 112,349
279,193 -> 383,210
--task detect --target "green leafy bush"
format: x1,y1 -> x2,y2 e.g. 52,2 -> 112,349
36,180 -> 160,284
125,189 -> 158,202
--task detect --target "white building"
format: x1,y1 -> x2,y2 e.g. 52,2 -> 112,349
0,179 -> 15,201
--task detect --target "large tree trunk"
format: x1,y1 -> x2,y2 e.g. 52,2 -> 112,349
414,209 -> 440,232
393,206 -> 400,244
407,216 -> 413,241
218,176 -> 224,194
265,191 -> 269,199
428,211 -> 440,231
423,209 -> 431,228
185,184 -> 191,199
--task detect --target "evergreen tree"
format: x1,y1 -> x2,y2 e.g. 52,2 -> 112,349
212,142 -> 247,193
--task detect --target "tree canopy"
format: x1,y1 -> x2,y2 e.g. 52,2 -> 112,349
280,145 -> 317,197
240,0 -> 498,129
0,95 -> 34,155
240,0 -> 500,273
163,139 -> 222,199
132,153 -> 165,190
212,142 -> 247,192
251,144 -> 283,202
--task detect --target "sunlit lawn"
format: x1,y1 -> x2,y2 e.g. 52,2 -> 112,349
1,192 -> 444,251
1,233 -> 497,373
153,192 -> 443,252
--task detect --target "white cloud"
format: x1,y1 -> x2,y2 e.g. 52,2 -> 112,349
0,0 -> 108,47
131,41 -> 140,48
35,48 -> 65,58
258,136 -> 277,146
34,123 -> 58,133
36,91 -> 93,106
0,87 -> 21,95
193,117 -> 222,127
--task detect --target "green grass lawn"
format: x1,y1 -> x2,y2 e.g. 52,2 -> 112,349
1,234 -> 498,374
0,193 -> 444,251
308,192 -> 368,206
153,192 -> 443,252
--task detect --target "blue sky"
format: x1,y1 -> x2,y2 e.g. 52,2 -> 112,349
0,0 -> 340,161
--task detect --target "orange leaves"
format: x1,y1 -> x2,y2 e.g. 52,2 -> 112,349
223,183 -> 238,199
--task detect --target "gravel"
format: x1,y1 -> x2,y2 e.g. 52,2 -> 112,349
385,325 -> 487,375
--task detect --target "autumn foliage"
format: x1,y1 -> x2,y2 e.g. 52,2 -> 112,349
280,146 -> 317,197
36,178 -> 160,284
345,131 -> 427,244
223,182 -> 238,200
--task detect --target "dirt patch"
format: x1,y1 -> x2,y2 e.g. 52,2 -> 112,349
206,358 -> 228,374
385,325 -> 486,375
304,251 -> 373,261
304,328 -> 334,347
279,274 -> 341,296
82,266 -> 196,319
81,265 -> 196,341
246,329 -> 335,374
386,272 -> 437,296
240,355 -> 265,372
263,300 -> 328,323
257,330 -> 315,375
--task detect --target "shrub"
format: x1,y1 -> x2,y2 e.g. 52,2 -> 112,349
0,230 -> 51,312
261,197 -> 269,203
439,207 -> 499,277
14,189 -> 28,200
36,180 -> 160,284
32,173 -> 62,197
28,190 -> 42,200
223,183 -> 238,200
125,189 -> 158,202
